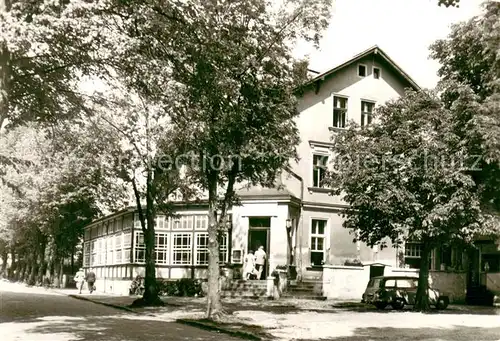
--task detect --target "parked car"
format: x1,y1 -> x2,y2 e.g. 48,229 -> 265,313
362,275 -> 449,310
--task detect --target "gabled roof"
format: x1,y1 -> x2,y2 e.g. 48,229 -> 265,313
303,45 -> 420,91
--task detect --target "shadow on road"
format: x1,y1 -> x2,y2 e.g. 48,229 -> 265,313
296,325 -> 500,341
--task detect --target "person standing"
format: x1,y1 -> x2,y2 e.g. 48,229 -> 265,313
85,270 -> 96,294
74,268 -> 85,294
255,246 -> 267,280
243,250 -> 256,280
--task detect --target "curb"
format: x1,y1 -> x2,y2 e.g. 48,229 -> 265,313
68,294 -> 139,314
176,319 -> 262,341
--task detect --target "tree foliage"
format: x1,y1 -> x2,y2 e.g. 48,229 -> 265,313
102,0 -> 332,318
326,90 -> 499,311
430,0 -> 500,213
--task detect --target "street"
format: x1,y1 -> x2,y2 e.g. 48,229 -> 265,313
0,285 -> 240,341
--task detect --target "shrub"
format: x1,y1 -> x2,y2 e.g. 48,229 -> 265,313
344,258 -> 363,267
157,278 -> 203,297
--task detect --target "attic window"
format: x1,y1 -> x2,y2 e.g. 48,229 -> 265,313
358,64 -> 366,77
373,67 -> 381,79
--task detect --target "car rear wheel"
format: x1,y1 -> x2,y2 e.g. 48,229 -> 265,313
435,296 -> 449,310
374,302 -> 387,310
391,298 -> 405,310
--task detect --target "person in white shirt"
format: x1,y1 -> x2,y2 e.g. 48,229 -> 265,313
254,246 -> 267,280
243,250 -> 256,280
74,268 -> 85,294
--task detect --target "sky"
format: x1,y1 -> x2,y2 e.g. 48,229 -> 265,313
294,0 -> 486,89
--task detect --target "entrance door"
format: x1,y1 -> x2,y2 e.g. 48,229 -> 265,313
248,217 -> 271,279
248,229 -> 269,278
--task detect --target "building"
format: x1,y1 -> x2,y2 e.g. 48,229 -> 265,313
82,46 -> 500,299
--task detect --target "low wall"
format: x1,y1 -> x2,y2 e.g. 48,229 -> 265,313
93,278 -> 131,295
323,265 -> 368,300
388,268 -> 466,303
486,273 -> 500,292
323,265 -> 467,302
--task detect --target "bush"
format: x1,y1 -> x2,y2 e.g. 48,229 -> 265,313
157,278 -> 203,297
344,258 -> 363,267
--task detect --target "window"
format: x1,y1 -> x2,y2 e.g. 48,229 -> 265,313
106,236 -> 114,265
97,239 -> 104,265
134,232 -> 145,263
310,219 -> 326,266
195,232 -> 229,265
115,234 -> 123,263
172,233 -> 192,265
195,215 -> 208,230
232,250 -> 242,263
134,214 -> 142,229
154,232 -> 168,264
405,243 -> 422,258
397,278 -> 416,289
195,233 -> 209,265
219,233 -> 228,263
91,241 -> 96,265
333,96 -> 347,128
123,232 -> 131,263
384,279 -> 396,288
172,215 -> 194,230
358,64 -> 366,77
312,154 -> 328,188
404,242 -> 434,269
156,215 -> 166,230
84,229 -> 90,241
361,101 -> 374,127
83,242 -> 90,267
373,67 -> 381,79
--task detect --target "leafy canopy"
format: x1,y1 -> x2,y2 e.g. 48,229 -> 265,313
325,90 -> 498,248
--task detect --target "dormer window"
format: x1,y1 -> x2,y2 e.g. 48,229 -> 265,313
358,64 -> 367,77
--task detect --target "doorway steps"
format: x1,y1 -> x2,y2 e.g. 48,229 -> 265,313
221,280 -> 268,299
282,279 -> 326,300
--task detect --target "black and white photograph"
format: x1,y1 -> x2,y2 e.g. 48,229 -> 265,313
0,0 -> 499,340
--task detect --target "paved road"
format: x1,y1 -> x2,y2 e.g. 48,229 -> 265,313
0,288 -> 241,341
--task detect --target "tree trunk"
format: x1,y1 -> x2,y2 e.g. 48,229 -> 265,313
71,245 -> 75,275
131,173 -> 162,306
37,240 -> 47,284
0,250 -> 7,276
206,180 -> 223,320
45,241 -> 55,284
8,247 -> 16,279
59,258 -> 64,288
0,0 -> 11,130
414,243 -> 431,311
29,251 -> 38,285
53,257 -> 61,287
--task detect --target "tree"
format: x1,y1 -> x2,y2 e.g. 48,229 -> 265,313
325,90 -> 499,311
78,80 -> 190,306
99,0 -> 332,318
430,1 -> 500,215
0,0 -> 116,131
132,0 -> 332,319
0,123 -> 126,284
